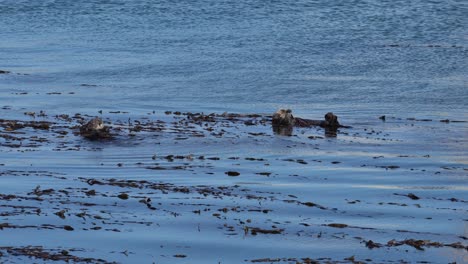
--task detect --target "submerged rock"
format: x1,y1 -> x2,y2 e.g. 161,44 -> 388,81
79,117 -> 112,140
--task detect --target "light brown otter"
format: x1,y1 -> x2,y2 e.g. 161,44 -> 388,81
79,117 -> 112,140
272,109 -> 295,127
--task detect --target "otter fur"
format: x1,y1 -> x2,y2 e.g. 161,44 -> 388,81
323,112 -> 340,128
272,109 -> 295,127
272,109 -> 347,132
79,117 -> 111,140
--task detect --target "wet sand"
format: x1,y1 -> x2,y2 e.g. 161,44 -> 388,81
0,109 -> 467,263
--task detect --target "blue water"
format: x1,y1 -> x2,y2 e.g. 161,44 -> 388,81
0,0 -> 467,117
1,2 -> 468,263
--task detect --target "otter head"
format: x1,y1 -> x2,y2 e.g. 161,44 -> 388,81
89,117 -> 105,130
324,112 -> 339,127
272,109 -> 295,127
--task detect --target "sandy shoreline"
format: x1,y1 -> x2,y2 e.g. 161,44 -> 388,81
0,110 -> 467,263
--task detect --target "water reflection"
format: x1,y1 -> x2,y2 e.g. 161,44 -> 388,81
272,125 -> 294,136
272,124 -> 338,137
324,127 -> 338,137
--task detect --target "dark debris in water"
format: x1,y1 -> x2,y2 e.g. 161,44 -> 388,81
0,246 -> 114,263
364,240 -> 382,249
0,110 -> 466,262
394,193 -> 420,200
248,256 -> 367,264
246,227 -> 284,235
226,171 -> 240,176
0,110 -> 465,152
385,239 -> 467,251
0,109 -> 346,150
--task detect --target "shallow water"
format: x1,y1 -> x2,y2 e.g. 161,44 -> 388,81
0,113 -> 466,263
0,0 -> 467,263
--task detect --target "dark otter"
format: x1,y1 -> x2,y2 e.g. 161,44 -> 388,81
294,112 -> 341,129
79,117 -> 112,140
324,112 -> 340,128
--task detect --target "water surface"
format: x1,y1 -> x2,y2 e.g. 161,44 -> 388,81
0,1 -> 467,263
1,0 -> 467,117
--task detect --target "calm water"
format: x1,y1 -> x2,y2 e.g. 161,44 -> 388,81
0,1 -> 468,263
1,0 -> 467,119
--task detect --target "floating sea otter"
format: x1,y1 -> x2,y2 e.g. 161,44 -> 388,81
272,109 -> 348,136
79,117 -> 112,140
272,109 -> 296,127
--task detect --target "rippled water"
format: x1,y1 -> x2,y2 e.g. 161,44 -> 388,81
1,0 -> 467,118
0,1 -> 467,263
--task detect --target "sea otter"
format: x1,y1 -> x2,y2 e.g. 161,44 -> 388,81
272,109 -> 295,127
79,117 -> 111,140
294,112 -> 341,129
272,109 -> 347,136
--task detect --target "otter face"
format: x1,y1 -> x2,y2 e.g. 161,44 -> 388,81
96,120 -> 104,130
272,109 -> 295,127
324,112 -> 339,127
89,117 -> 105,130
